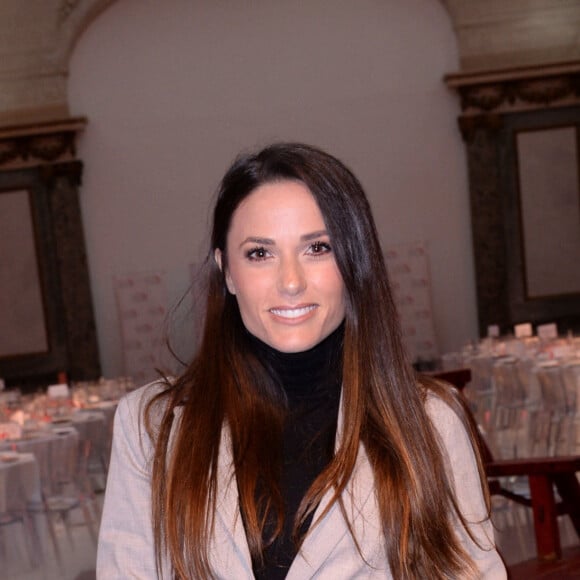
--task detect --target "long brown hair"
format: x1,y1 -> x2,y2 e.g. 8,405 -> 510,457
145,143 -> 490,578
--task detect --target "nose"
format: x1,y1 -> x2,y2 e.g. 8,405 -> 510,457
277,256 -> 306,296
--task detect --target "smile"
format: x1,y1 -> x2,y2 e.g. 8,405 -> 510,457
269,305 -> 317,319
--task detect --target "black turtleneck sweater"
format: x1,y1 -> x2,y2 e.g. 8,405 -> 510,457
244,324 -> 344,580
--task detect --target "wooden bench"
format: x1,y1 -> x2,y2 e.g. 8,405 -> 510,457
428,369 -> 580,564
486,455 -> 580,561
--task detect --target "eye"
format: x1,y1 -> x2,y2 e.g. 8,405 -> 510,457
245,246 -> 270,261
307,241 -> 332,256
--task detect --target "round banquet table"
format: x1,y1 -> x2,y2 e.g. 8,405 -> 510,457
0,427 -> 79,495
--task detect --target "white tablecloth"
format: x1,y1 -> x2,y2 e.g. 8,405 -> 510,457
0,428 -> 79,495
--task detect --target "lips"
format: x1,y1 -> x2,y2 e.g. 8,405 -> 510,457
269,305 -> 317,319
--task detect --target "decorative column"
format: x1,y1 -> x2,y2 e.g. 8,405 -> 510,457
458,115 -> 510,335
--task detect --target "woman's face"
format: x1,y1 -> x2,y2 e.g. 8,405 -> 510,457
218,180 -> 346,353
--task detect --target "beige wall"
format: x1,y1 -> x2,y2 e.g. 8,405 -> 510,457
67,0 -> 477,377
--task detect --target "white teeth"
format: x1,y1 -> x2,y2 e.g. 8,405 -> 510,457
270,305 -> 316,319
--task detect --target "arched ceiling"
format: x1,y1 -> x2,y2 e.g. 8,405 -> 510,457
441,0 -> 580,72
1,0 -> 580,126
0,0 -> 116,125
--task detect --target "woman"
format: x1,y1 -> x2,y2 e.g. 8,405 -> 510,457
97,143 -> 506,579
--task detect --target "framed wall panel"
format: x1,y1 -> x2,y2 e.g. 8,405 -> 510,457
0,189 -> 49,358
0,157 -> 100,390
516,126 -> 580,299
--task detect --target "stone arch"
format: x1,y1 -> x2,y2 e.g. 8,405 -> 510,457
0,0 -> 120,124
54,0 -> 120,66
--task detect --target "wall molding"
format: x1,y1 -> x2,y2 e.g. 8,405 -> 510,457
445,61 -> 580,117
0,117 -> 86,169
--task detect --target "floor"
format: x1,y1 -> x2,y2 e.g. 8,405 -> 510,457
1,491 -> 578,579
491,496 -> 579,568
509,546 -> 580,579
0,492 -> 102,580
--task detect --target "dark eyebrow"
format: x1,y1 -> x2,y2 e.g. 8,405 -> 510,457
301,230 -> 329,242
238,230 -> 329,248
239,236 -> 275,248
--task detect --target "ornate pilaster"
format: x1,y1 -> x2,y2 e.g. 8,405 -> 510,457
45,162 -> 100,380
462,119 -> 511,335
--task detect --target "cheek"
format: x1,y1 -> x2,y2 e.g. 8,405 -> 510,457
317,268 -> 345,299
227,266 -> 268,308
225,270 -> 236,295
223,259 -> 250,296
231,279 -> 268,331
334,287 -> 347,315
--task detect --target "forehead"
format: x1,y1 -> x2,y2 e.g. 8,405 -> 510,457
228,180 -> 325,237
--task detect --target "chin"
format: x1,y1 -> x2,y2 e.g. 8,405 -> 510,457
269,335 -> 320,354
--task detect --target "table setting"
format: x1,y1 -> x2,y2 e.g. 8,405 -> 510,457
0,375 -> 132,575
440,324 -> 580,460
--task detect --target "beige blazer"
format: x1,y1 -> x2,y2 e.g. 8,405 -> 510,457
97,384 -> 507,579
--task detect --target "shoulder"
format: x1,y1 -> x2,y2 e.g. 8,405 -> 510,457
424,390 -> 490,517
115,380 -> 164,424
117,380 -> 169,417
424,391 -> 463,435
114,380 -> 172,449
423,391 -> 476,462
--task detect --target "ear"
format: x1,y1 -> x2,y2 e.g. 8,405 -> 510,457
214,249 -> 236,295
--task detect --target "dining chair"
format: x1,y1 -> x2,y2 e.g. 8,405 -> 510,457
561,359 -> 580,456
73,411 -> 110,492
0,455 -> 43,572
27,435 -> 99,568
536,361 -> 570,456
492,356 -> 529,459
465,355 -> 495,430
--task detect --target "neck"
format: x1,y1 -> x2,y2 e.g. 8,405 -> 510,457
245,322 -> 344,402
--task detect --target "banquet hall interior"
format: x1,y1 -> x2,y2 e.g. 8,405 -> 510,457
1,1 -> 580,578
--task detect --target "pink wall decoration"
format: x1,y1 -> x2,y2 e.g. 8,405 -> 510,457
114,271 -> 168,385
384,241 -> 439,365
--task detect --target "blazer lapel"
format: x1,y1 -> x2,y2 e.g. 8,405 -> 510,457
210,425 -> 377,580
174,393 -> 377,578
